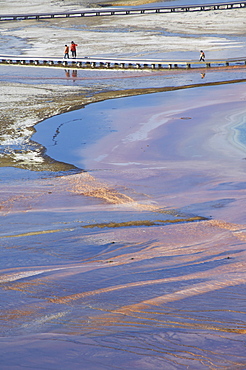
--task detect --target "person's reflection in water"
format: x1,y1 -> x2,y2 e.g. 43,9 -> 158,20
72,70 -> 77,82
65,69 -> 70,78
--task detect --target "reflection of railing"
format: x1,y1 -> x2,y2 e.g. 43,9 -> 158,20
1,55 -> 246,70
0,1 -> 245,20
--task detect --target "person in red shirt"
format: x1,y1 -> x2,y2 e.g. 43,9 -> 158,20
70,41 -> 78,58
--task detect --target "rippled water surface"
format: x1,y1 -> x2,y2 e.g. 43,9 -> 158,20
0,80 -> 246,369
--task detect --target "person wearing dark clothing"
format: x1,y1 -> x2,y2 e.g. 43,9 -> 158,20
199,50 -> 205,61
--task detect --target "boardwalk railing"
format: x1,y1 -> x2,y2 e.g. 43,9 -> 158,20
0,1 -> 245,20
1,55 -> 246,70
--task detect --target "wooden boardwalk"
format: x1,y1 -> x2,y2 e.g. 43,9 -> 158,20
0,0 -> 245,21
1,55 -> 246,70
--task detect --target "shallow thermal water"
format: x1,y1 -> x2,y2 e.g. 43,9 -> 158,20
32,82 -> 246,171
0,80 -> 246,369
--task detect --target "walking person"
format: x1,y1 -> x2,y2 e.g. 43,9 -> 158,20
70,41 -> 78,58
64,44 -> 69,59
199,50 -> 205,62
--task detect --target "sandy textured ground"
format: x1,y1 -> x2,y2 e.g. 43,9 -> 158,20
0,0 -> 100,14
